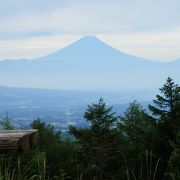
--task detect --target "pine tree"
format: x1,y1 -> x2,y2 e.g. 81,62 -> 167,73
31,118 -> 77,178
149,77 -> 180,142
120,101 -> 155,145
148,78 -> 180,178
69,99 -> 123,180
119,101 -> 156,179
0,113 -> 15,130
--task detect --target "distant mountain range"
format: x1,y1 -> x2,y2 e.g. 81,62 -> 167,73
0,36 -> 179,91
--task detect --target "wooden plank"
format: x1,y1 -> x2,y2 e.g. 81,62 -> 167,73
0,130 -> 38,154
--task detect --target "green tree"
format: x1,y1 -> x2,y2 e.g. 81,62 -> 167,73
120,101 -> 155,147
70,99 -> 124,180
149,77 -> 180,142
119,101 -> 156,179
148,77 -> 180,179
31,118 -> 78,178
31,118 -> 61,149
0,113 -> 15,130
170,131 -> 180,179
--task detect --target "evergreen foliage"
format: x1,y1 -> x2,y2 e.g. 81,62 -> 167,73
70,99 -> 123,180
149,77 -> 180,142
0,78 -> 179,179
0,113 -> 15,130
31,118 -> 78,178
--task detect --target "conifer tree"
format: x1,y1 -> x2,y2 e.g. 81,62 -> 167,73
149,77 -> 180,142
119,101 -> 156,179
148,77 -> 180,178
69,99 -> 123,180
0,113 -> 15,130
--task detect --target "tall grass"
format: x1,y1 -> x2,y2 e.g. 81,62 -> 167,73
0,154 -> 46,180
0,150 -> 177,180
126,150 -> 176,180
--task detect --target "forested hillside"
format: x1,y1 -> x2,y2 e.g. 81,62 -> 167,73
0,77 -> 179,180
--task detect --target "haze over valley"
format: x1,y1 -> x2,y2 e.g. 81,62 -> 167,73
0,36 -> 179,130
0,36 -> 179,91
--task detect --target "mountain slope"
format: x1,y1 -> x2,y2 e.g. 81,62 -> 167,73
36,36 -> 146,62
0,36 -> 179,90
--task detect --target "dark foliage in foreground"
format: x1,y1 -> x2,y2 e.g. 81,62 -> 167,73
0,77 -> 179,179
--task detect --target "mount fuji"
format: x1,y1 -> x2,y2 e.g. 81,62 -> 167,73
0,36 -> 179,91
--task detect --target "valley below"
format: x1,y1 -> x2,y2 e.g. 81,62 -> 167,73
0,86 -> 153,131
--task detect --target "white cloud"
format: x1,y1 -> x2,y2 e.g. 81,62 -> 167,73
0,34 -> 81,60
99,27 -> 180,61
1,27 -> 180,61
1,0 -> 180,35
0,0 -> 180,60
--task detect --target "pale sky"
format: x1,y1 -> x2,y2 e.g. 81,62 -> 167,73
0,0 -> 180,61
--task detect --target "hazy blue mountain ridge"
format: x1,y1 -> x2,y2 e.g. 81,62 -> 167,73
0,36 -> 179,90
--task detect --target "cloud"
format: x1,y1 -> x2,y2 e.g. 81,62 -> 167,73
0,0 -> 180,60
0,0 -> 70,18
1,27 -> 180,61
99,27 -> 180,61
1,0 -> 180,37
0,34 -> 81,60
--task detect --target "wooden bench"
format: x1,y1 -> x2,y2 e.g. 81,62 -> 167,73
0,130 -> 38,154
